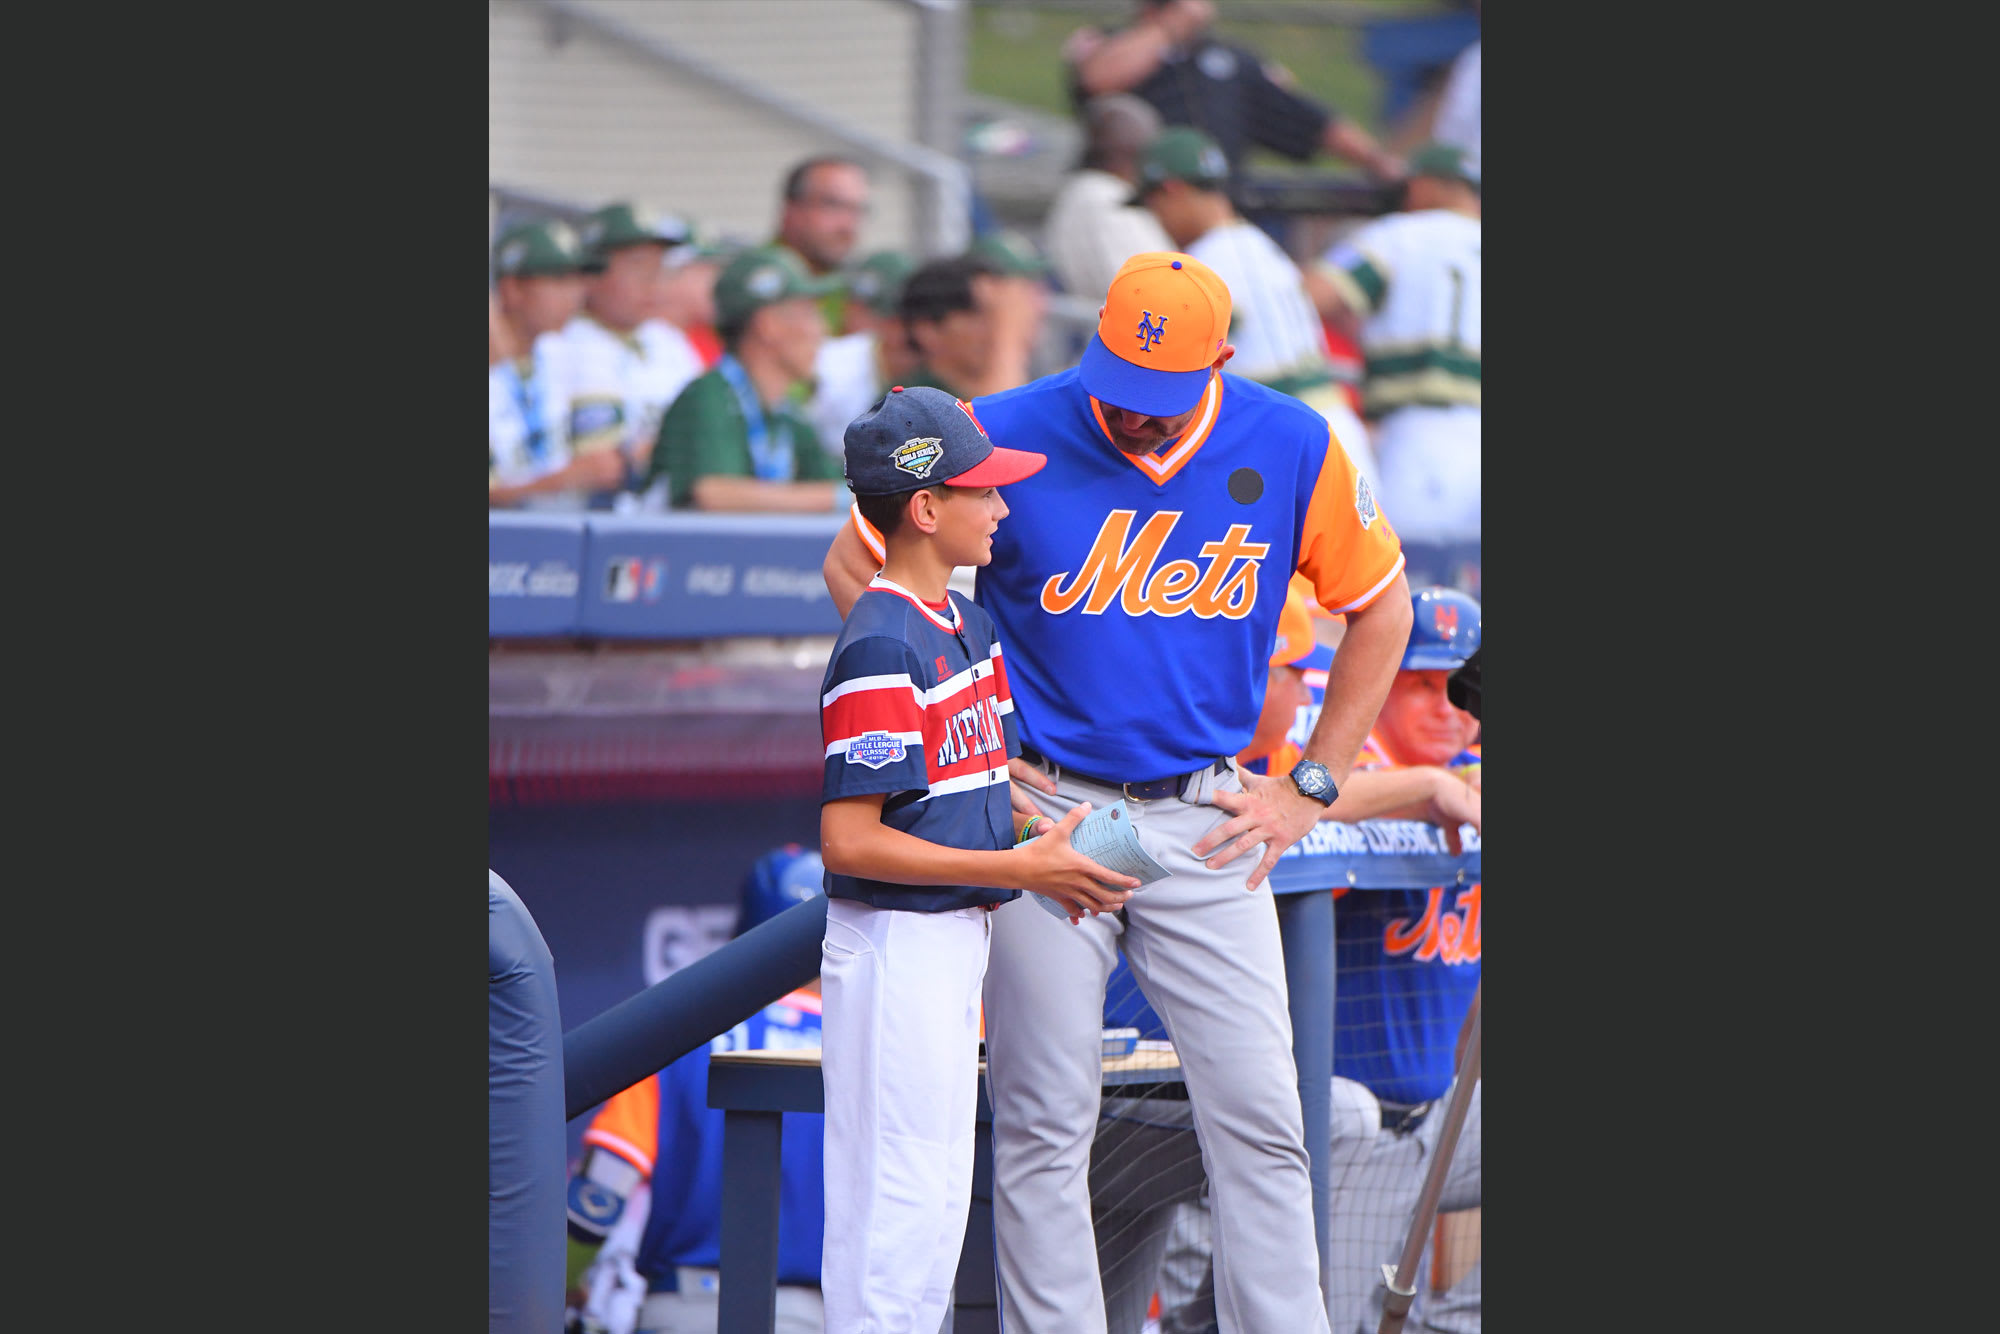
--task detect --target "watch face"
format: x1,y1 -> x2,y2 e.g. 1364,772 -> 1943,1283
1292,762 -> 1329,796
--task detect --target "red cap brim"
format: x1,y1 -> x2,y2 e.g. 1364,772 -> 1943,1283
946,445 -> 1046,488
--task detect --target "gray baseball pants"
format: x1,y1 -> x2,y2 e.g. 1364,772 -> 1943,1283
985,762 -> 1330,1334
1328,1076 -> 1482,1334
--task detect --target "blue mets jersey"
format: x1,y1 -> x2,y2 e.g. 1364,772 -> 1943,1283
819,576 -> 1022,912
854,369 -> 1402,780
1255,652 -> 1481,1104
579,992 -> 826,1287
1331,734 -> 1482,1105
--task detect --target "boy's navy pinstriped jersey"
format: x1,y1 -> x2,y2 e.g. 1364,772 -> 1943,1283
818,574 -> 1023,912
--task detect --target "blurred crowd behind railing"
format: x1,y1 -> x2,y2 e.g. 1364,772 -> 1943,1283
491,0 -> 1479,592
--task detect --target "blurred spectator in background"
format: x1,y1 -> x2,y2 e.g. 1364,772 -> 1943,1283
1042,93 -> 1175,304
566,846 -> 828,1334
556,203 -> 707,508
967,230 -> 1053,388
642,245 -> 850,513
489,221 -> 605,510
1320,587 -> 1482,1334
775,156 -> 872,334
651,233 -> 743,372
895,256 -> 994,402
807,249 -> 916,459
1064,0 -> 1402,194
1307,144 -> 1480,545
1132,127 -> 1380,490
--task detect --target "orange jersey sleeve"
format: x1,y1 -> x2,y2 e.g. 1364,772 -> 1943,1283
579,1073 -> 661,1178
849,503 -> 886,566
1296,423 -> 1405,615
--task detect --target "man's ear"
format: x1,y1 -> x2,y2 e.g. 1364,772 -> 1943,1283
907,487 -> 942,535
1211,343 -> 1236,370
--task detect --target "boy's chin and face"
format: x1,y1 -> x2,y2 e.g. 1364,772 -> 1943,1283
930,483 -> 1008,568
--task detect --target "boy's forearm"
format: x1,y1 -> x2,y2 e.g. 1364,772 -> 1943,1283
822,800 -> 1024,891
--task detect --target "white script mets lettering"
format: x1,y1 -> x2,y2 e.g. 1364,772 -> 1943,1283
1040,510 -> 1270,618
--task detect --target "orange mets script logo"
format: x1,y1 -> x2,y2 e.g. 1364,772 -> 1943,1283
1384,883 -> 1480,965
1041,510 -> 1269,617
1136,311 -> 1167,352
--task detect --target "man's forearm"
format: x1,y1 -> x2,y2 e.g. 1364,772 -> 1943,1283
1073,17 -> 1176,95
1323,118 -> 1400,180
1321,766 -> 1446,824
823,519 -> 878,618
1299,573 -> 1412,787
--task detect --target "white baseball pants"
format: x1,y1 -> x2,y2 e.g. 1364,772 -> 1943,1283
821,898 -> 992,1334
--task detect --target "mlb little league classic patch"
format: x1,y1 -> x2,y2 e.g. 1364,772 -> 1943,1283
892,436 -> 944,478
847,730 -> 908,769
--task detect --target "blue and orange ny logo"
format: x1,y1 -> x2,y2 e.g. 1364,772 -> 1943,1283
1136,310 -> 1167,353
1434,604 -> 1459,639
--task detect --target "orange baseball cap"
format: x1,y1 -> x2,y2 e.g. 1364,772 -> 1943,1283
1269,583 -> 1317,668
1079,251 -> 1232,417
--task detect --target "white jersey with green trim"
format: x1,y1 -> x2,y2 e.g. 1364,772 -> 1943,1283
1319,209 -> 1481,418
1185,219 -> 1332,387
550,313 -> 704,457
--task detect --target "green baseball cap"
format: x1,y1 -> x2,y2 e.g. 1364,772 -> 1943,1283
1406,141 -> 1479,189
579,202 -> 694,269
492,220 -> 586,278
713,245 -> 841,330
1129,127 -> 1230,204
967,231 -> 1049,279
844,250 -> 916,315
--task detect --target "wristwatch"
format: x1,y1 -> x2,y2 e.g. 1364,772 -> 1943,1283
1288,759 -> 1338,807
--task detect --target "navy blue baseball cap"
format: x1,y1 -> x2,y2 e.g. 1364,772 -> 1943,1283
735,844 -> 826,937
842,385 -> 1046,495
1402,587 -> 1481,670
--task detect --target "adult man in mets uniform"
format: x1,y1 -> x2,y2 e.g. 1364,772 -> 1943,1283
823,251 -> 1412,1332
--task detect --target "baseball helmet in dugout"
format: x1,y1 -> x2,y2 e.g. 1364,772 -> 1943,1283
1402,586 -> 1481,671
735,843 -> 826,937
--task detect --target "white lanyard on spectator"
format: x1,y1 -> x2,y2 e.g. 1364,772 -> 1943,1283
716,354 -> 797,483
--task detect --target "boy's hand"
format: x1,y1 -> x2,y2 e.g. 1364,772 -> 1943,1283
1017,802 -> 1140,924
1008,755 -> 1058,820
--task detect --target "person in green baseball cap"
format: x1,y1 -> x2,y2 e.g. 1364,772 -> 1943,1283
554,201 -> 708,507
639,246 -> 853,513
489,220 -> 607,509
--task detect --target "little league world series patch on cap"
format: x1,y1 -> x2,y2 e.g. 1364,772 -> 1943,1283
1079,252 -> 1232,419
842,385 -> 1046,495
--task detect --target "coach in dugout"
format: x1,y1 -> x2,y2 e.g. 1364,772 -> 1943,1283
824,250 -> 1413,1333
1262,586 -> 1483,1333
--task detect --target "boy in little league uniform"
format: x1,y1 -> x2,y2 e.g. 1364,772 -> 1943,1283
816,384 -> 1141,1333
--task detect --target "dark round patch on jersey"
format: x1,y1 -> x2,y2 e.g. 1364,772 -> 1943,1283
1228,467 -> 1264,504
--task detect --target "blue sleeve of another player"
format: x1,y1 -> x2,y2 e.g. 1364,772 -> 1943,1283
821,636 -> 930,800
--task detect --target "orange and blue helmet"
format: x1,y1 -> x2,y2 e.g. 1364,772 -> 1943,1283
735,843 -> 826,937
1402,587 -> 1480,671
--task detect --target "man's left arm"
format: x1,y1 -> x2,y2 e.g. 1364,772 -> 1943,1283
1192,420 -> 1412,889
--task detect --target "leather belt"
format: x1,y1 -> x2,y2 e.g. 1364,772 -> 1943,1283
1019,743 -> 1229,801
1380,1100 -> 1434,1137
